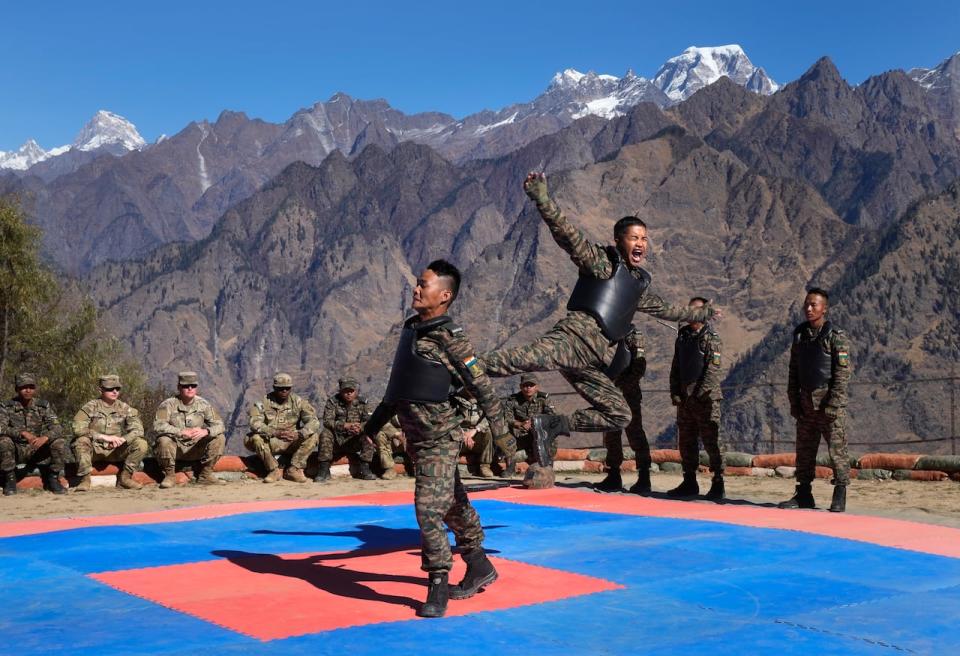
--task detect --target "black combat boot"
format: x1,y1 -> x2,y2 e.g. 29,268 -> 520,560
829,484 -> 846,513
3,470 -> 16,496
450,550 -> 498,600
531,415 -> 571,467
779,482 -> 816,509
667,473 -> 699,498
594,469 -> 622,492
357,461 -> 376,481
417,572 -> 449,618
628,466 -> 652,495
313,462 -> 331,483
705,475 -> 725,502
42,467 -> 66,495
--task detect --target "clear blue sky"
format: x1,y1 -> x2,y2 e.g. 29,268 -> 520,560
2,0 -> 958,151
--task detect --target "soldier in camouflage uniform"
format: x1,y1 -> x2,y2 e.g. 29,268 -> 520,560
246,372 -> 320,484
502,373 -> 556,469
374,415 -> 405,479
452,390 -> 495,478
72,374 -> 148,491
781,288 -> 852,513
595,328 -> 653,494
0,373 -> 67,495
364,260 -> 513,618
152,371 -> 227,488
668,298 -> 726,501
482,172 -> 721,472
315,378 -> 377,482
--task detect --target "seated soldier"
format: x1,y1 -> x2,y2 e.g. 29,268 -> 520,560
152,371 -> 227,488
0,373 -> 67,495
452,390 -> 495,478
502,373 -> 557,477
245,372 -> 320,483
315,378 -> 377,482
375,415 -> 406,479
72,374 -> 148,491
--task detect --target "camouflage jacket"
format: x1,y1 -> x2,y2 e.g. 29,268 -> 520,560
0,398 -> 63,443
322,395 -> 371,441
535,198 -> 714,358
152,396 -> 225,444
72,399 -> 144,442
249,392 -> 319,438
669,324 -> 723,401
365,316 -> 509,444
787,321 -> 852,413
502,391 -> 556,436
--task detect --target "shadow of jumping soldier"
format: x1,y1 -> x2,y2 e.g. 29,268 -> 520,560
211,547 -> 425,611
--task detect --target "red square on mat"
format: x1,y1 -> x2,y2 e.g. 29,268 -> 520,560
90,548 -> 622,641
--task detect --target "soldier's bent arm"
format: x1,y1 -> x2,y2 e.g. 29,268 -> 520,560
0,406 -> 17,439
364,402 -> 397,437
826,331 -> 852,411
40,404 -> 62,439
535,199 -> 613,278
787,341 -> 800,411
152,401 -> 180,437
669,346 -> 682,398
436,329 -> 510,439
322,399 -> 342,434
637,292 -> 714,323
298,401 -> 320,436
123,407 -> 145,440
202,404 -> 225,437
72,407 -> 95,439
700,332 -> 724,399
248,402 -> 271,436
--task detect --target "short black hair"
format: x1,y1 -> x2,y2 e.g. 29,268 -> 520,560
614,216 -> 647,240
427,259 -> 461,302
806,287 -> 830,303
689,296 -> 709,305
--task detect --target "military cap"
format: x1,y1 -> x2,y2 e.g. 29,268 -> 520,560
339,377 -> 358,391
177,371 -> 199,386
273,372 -> 293,388
520,373 -> 540,385
14,373 -> 37,388
98,374 -> 122,388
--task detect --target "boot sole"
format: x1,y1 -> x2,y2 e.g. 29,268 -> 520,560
449,570 -> 498,600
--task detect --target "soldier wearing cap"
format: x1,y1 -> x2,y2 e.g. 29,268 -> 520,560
502,373 -> 557,475
152,371 -> 226,488
0,373 -> 67,495
71,374 -> 148,491
245,372 -> 320,483
315,377 -> 377,482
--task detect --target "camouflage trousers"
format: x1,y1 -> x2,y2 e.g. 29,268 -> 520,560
244,431 -> 318,471
72,435 -> 149,476
796,391 -> 849,486
482,329 -> 630,432
411,430 -> 484,573
375,428 -> 404,475
604,364 -> 650,472
461,427 -> 493,468
154,434 -> 225,469
0,435 -> 67,473
317,429 -> 375,464
677,395 -> 724,475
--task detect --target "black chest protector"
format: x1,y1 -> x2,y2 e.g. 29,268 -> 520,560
566,246 -> 652,341
676,325 -> 708,386
796,322 -> 834,391
383,315 -> 455,404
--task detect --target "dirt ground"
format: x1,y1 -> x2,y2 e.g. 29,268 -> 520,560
3,471 -> 959,529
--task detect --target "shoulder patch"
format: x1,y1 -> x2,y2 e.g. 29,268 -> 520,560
837,351 -> 850,367
712,352 -> 721,366
462,355 -> 484,379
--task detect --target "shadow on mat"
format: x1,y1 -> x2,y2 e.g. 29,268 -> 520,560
252,523 -> 504,551
211,546 -> 424,611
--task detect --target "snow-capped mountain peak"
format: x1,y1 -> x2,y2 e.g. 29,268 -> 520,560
0,139 -> 57,170
72,110 -> 146,152
653,44 -> 779,102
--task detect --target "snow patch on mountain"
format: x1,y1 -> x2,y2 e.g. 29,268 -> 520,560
653,45 -> 779,102
73,110 -> 146,152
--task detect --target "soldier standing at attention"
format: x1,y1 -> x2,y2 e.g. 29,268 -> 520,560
72,374 -> 148,491
315,378 -> 377,482
482,172 -> 721,473
667,298 -> 725,501
363,260 -> 514,618
780,288 -> 852,513
152,371 -> 227,488
594,328 -> 653,494
0,373 -> 67,495
246,372 -> 320,483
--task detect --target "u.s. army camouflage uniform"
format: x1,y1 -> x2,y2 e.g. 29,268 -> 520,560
246,392 -> 320,471
502,390 -> 556,462
788,322 -> 852,486
482,191 -> 715,432
365,317 -> 511,574
603,328 -> 651,474
72,398 -> 148,477
670,324 -> 725,475
152,396 -> 226,471
451,394 -> 493,472
375,415 -> 406,476
319,395 -> 375,465
0,397 -> 66,474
